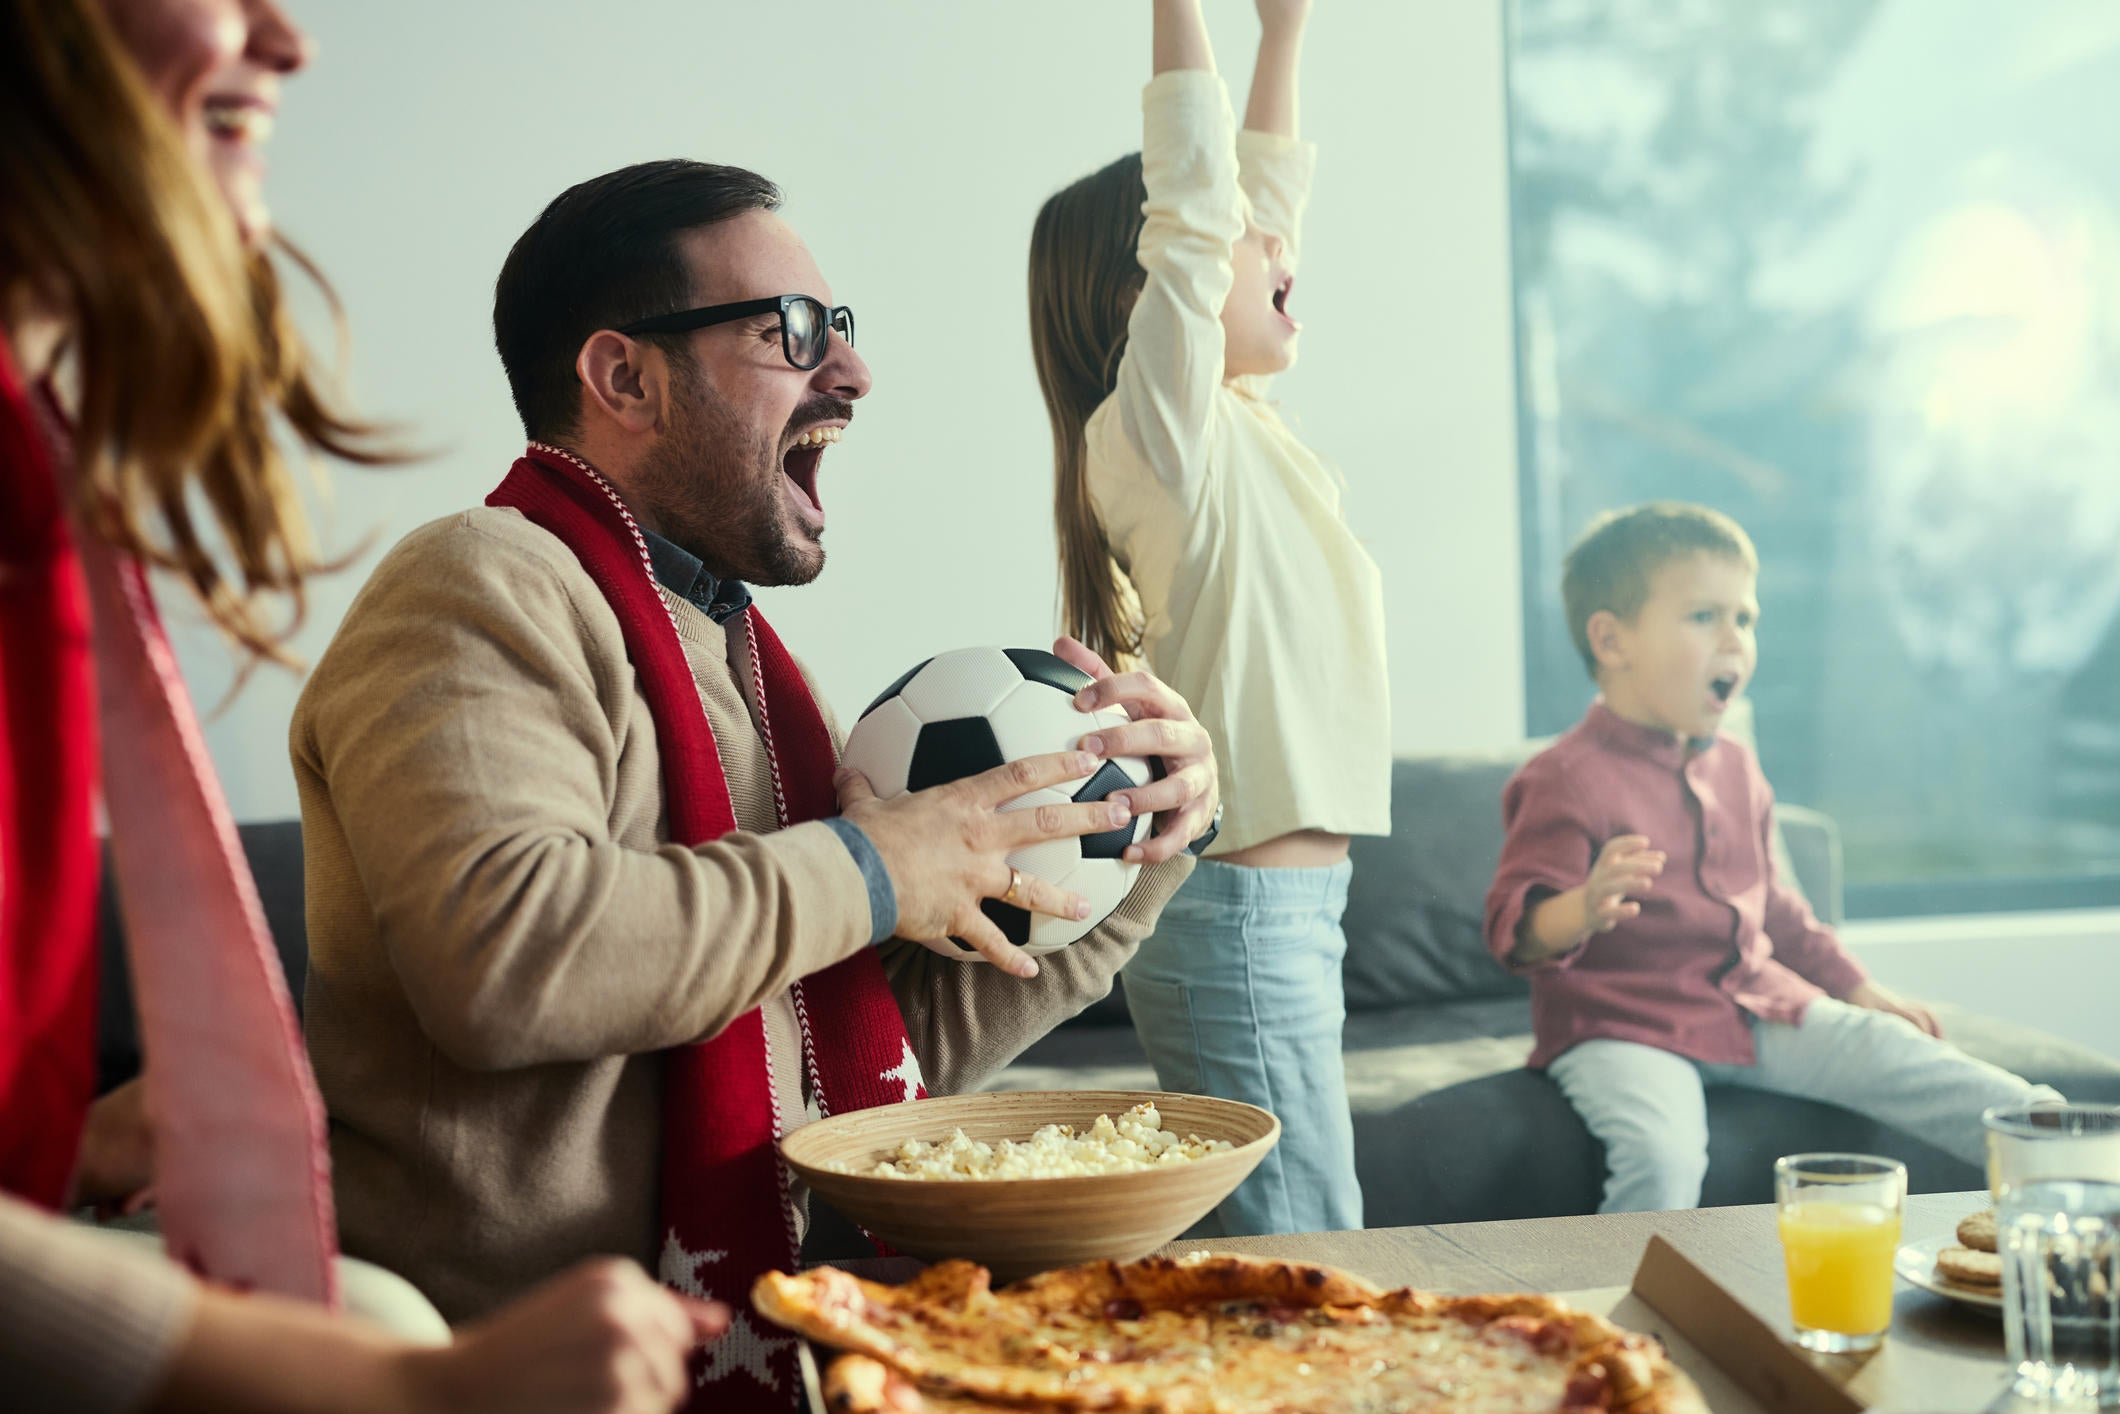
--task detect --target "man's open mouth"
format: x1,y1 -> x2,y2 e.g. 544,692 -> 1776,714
782,425 -> 840,521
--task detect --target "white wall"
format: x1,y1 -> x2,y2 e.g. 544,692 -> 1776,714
168,0 -> 1527,821
159,1 -> 2116,1057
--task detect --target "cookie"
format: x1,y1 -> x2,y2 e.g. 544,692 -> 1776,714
1935,1245 -> 2003,1289
1955,1209 -> 1998,1253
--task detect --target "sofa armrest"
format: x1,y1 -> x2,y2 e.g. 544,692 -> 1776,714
1776,803 -> 1843,928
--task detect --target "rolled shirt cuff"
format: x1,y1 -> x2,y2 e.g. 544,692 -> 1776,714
821,816 -> 898,946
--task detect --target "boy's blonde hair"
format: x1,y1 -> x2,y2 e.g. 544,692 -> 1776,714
1561,502 -> 1758,676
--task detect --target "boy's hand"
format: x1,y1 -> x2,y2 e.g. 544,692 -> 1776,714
1510,834 -> 1664,965
1843,980 -> 1943,1038
1580,835 -> 1664,942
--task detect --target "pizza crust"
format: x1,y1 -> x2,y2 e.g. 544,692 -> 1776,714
758,1253 -> 1706,1413
823,1354 -> 999,1412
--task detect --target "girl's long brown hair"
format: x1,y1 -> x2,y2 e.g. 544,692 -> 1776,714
1029,153 -> 1151,669
0,0 -> 397,664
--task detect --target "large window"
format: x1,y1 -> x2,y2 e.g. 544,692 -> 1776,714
1504,0 -> 2120,917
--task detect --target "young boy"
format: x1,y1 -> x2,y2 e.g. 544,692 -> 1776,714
1484,503 -> 2058,1213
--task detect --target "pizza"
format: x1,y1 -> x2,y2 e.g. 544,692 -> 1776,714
753,1252 -> 1705,1412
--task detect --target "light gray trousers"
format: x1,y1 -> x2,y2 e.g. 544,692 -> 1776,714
1548,997 -> 2062,1213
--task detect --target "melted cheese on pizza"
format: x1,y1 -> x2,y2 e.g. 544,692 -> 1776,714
757,1257 -> 1687,1413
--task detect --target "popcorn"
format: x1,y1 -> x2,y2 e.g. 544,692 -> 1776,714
838,1103 -> 1234,1180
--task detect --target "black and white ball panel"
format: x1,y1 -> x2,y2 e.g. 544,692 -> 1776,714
1074,760 -> 1153,860
842,695 -> 921,799
997,784 -> 1148,952
898,648 -> 1026,722
906,718 -> 1005,794
860,656 -> 932,721
839,646 -> 1159,959
1001,647 -> 1094,696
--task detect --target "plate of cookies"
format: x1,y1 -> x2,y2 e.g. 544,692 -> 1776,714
1894,1206 -> 2003,1313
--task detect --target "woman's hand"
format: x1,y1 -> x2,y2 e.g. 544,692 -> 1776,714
397,1259 -> 729,1414
151,1256 -> 728,1414
67,1076 -> 157,1216
1053,636 -> 1219,865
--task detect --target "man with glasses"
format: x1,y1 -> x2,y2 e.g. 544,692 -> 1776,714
288,160 -> 1219,1407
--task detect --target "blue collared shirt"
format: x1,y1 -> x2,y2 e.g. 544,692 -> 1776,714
641,528 -> 897,946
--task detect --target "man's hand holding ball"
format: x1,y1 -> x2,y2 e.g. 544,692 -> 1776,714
835,638 -> 1218,977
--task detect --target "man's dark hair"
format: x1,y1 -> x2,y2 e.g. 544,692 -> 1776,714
493,159 -> 781,442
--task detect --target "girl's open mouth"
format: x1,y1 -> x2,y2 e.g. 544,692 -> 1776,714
1271,275 -> 1296,327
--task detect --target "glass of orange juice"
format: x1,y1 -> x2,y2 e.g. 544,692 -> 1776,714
1775,1152 -> 1907,1353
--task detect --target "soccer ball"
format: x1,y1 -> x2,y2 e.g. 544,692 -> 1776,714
841,646 -> 1159,958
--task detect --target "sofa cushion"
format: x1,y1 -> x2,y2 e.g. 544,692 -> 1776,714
1354,1069 -> 1982,1227
991,992 -> 2120,1226
1930,1002 -> 2120,1104
1340,753 -> 1538,1012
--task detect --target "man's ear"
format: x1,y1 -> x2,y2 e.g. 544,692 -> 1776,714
1586,609 -> 1628,672
576,331 -> 666,434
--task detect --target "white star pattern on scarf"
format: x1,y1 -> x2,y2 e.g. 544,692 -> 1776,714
880,1038 -> 925,1104
658,1228 -> 796,1393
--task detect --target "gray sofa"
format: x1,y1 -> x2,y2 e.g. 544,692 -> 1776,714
988,750 -> 2120,1227
97,778 -> 2120,1234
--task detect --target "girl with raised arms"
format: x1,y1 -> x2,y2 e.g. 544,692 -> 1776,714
1029,0 -> 1389,1234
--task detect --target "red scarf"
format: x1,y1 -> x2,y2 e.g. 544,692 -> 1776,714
0,339 -> 100,1208
489,444 -> 924,1411
0,341 -> 337,1304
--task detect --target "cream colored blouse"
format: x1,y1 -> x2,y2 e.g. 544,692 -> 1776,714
1085,70 -> 1391,856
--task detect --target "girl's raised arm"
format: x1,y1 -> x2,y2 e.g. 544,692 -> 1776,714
1244,0 -> 1309,138
1100,1 -> 1244,496
1153,0 -> 1216,77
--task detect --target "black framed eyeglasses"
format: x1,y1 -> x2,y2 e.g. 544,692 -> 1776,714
616,294 -> 854,371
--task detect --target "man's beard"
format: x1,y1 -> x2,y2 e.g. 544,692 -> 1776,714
633,370 -> 826,589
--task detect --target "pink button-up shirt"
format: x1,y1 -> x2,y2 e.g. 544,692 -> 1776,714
1484,701 -> 1870,1069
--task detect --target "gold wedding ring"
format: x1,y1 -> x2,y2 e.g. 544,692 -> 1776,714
1001,867 -> 1029,910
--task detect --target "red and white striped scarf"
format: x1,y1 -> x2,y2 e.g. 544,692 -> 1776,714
0,338 -> 338,1303
490,443 -> 924,1411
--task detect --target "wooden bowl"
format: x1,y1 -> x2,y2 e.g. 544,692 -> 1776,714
780,1090 -> 1278,1281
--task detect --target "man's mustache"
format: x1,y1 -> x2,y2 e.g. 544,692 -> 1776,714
785,398 -> 855,438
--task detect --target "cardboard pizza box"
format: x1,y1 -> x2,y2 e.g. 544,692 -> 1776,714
1623,1234 -> 1862,1413
1627,1234 -> 2024,1414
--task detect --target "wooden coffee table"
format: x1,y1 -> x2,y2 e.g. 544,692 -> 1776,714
821,1190 -> 2015,1410
1154,1190 -> 2014,1412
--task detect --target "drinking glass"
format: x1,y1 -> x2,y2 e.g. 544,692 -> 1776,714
1776,1152 -> 1907,1353
1985,1104 -> 2120,1409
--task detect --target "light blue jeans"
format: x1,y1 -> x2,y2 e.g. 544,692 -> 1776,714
1548,996 -> 2064,1214
1120,858 -> 1363,1236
